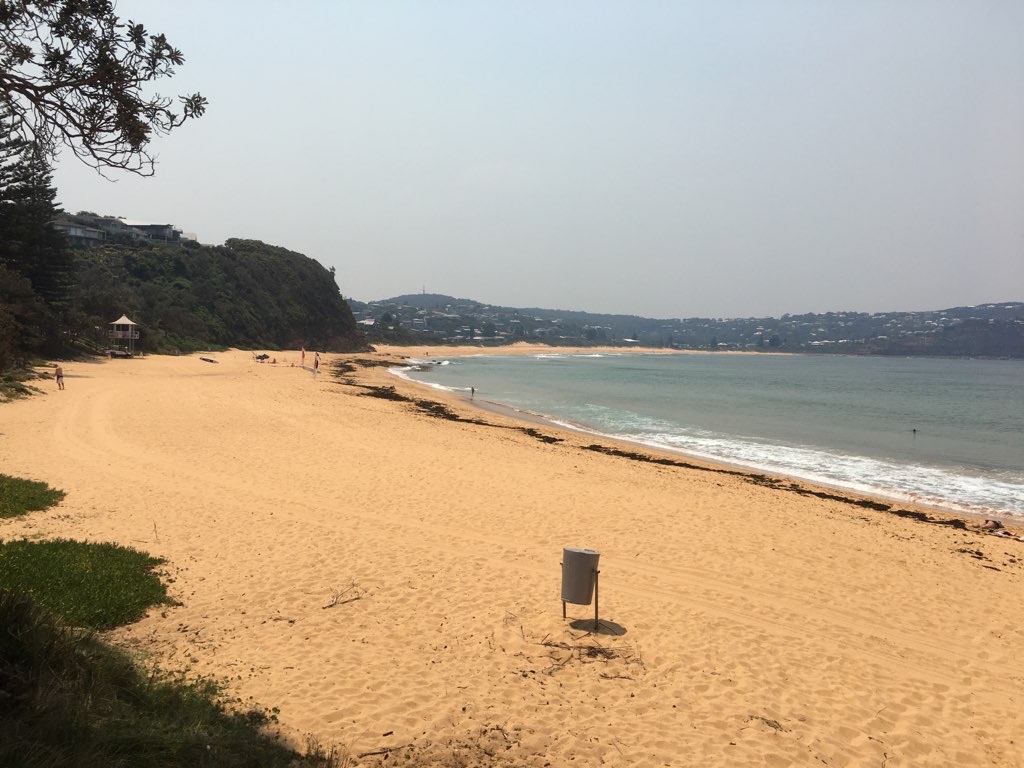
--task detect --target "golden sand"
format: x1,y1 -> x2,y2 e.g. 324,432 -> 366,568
2,348 -> 1022,767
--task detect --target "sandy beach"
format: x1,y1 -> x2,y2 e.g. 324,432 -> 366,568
2,347 -> 1022,767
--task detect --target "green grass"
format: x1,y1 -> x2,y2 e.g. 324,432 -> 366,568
0,590 -> 345,768
0,539 -> 173,630
0,474 -> 346,766
0,474 -> 65,518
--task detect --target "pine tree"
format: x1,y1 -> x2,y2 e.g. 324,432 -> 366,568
0,264 -> 49,368
4,143 -> 73,310
0,106 -> 28,192
0,106 -> 73,355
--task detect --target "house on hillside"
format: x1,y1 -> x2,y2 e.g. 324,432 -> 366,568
58,212 -> 188,245
121,221 -> 182,242
51,218 -> 106,248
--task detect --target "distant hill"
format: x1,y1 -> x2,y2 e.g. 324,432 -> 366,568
72,239 -> 367,353
386,293 -> 482,308
349,294 -> 1024,358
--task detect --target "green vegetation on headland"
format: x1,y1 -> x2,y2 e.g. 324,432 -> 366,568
0,475 -> 342,767
3,230 -> 368,367
3,227 -> 368,369
0,102 -> 366,370
71,238 -> 367,355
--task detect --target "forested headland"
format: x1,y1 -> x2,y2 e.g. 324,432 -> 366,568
72,238 -> 367,355
2,221 -> 368,367
0,119 -> 366,369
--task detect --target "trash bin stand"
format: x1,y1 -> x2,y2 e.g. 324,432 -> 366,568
560,547 -> 601,631
561,567 -> 601,631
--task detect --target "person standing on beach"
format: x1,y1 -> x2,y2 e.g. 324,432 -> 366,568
470,386 -> 475,400
301,346 -> 306,367
55,365 -> 64,390
314,351 -> 320,374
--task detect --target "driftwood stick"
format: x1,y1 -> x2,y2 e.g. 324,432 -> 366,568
323,582 -> 365,609
358,744 -> 411,758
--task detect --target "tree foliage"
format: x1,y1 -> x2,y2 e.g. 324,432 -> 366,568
0,264 -> 48,367
0,0 -> 206,174
0,105 -> 70,361
0,140 -> 72,308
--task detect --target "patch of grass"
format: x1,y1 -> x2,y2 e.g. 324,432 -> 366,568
0,590 -> 345,767
0,476 -> 347,765
0,474 -> 65,519
0,539 -> 173,629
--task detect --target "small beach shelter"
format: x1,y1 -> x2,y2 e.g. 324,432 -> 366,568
108,314 -> 140,356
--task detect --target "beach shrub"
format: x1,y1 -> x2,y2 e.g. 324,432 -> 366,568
0,590 -> 344,767
0,539 -> 171,629
0,474 -> 65,518
0,476 -> 346,765
0,371 -> 37,400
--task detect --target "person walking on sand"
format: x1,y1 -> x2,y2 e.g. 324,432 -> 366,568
313,351 -> 320,374
55,364 -> 64,390
301,346 -> 306,367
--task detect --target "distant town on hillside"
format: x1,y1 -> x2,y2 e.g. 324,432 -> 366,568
46,210 -> 1024,359
350,294 -> 1024,358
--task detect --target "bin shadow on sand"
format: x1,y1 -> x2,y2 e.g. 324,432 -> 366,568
568,618 -> 627,636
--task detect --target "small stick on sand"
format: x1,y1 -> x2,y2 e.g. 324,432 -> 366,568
322,582 -> 365,609
358,744 -> 411,758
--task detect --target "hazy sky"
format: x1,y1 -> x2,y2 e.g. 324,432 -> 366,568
54,1 -> 1023,319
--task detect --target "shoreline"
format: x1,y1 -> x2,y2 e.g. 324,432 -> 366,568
372,342 -> 793,358
462,393 -> 1014,525
378,347 -> 1021,529
3,348 -> 1023,766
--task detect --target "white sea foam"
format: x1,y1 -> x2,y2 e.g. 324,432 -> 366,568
527,404 -> 1024,518
390,365 -> 465,394
622,429 -> 1024,518
389,365 -> 414,380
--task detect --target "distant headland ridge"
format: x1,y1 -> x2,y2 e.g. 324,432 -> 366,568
351,293 -> 1024,358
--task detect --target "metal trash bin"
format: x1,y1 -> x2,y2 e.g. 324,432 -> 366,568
561,547 -> 600,605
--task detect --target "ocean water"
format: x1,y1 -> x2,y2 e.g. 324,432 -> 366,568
396,353 -> 1024,519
